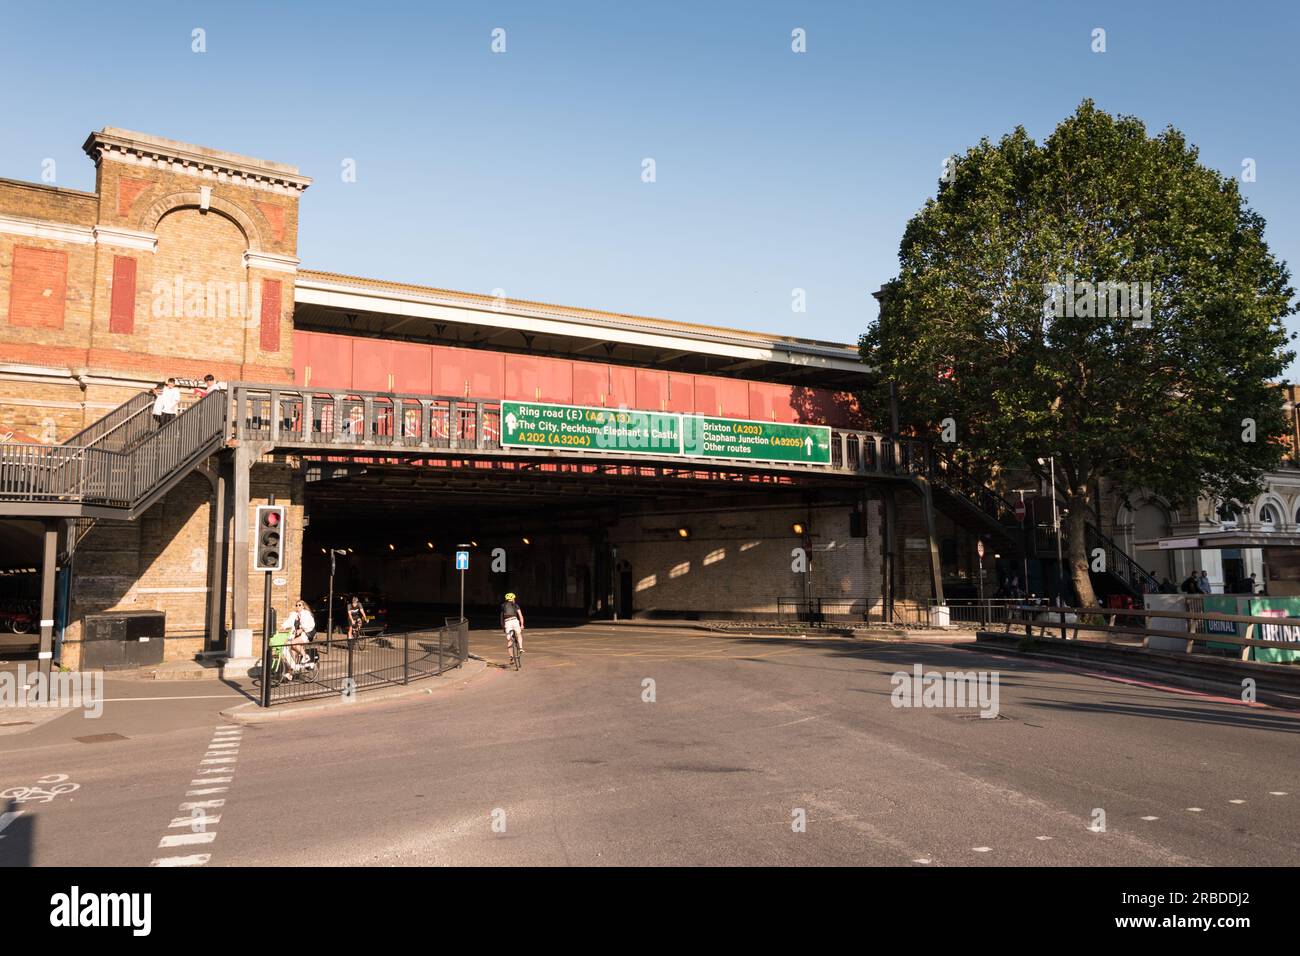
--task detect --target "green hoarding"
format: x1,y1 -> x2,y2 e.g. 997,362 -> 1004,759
499,401 -> 833,465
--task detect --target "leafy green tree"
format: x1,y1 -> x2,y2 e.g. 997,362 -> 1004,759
862,100 -> 1296,607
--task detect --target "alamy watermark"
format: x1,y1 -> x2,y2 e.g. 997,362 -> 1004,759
1043,274 -> 1153,327
890,664 -> 1000,718
151,274 -> 257,323
0,665 -> 104,718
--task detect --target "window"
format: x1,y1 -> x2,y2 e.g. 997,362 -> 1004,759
1259,504 -> 1277,529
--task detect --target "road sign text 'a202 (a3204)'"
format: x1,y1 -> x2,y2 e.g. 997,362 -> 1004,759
499,401 -> 832,465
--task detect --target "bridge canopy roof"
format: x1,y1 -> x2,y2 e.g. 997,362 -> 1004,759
294,269 -> 870,389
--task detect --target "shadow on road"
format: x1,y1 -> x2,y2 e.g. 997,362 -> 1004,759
0,797 -> 34,867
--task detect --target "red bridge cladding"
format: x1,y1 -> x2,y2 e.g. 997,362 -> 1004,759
293,330 -> 862,427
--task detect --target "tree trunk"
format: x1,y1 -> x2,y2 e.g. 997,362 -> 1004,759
1066,491 -> 1099,608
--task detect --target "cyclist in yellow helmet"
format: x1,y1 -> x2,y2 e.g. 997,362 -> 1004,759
500,592 -> 525,668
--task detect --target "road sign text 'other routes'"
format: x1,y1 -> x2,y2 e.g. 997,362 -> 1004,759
500,401 -> 831,465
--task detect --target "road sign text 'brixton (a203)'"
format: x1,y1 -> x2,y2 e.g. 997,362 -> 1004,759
499,400 -> 831,465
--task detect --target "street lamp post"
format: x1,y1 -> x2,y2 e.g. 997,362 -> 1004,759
1037,458 -> 1064,604
1013,487 -> 1036,597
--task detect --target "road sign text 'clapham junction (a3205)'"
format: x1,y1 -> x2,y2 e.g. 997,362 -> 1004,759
500,401 -> 832,465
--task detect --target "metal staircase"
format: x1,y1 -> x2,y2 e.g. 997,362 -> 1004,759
0,389 -> 228,520
914,447 -> 1157,600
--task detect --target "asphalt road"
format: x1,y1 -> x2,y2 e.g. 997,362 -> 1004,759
2,624 -> 1297,866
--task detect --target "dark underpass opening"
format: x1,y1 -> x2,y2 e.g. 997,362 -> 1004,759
299,458 -> 875,630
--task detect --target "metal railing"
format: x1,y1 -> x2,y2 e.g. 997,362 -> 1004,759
231,383 -> 908,476
60,390 -> 156,451
0,390 -> 227,510
989,603 -> 1300,662
257,618 -> 469,705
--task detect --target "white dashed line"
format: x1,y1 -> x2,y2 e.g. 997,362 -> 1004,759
912,858 -> 932,864
1186,808 -> 1203,813
151,725 -> 241,867
1140,816 -> 1159,821
158,832 -> 217,847
971,846 -> 992,853
1229,799 -> 1245,804
169,815 -> 221,828
1269,791 -> 1288,796
151,854 -> 210,867
1035,836 -> 1052,841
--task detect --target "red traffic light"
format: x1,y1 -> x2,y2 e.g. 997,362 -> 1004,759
264,511 -> 280,526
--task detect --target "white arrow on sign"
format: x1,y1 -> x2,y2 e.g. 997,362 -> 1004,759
505,413 -> 518,432
804,436 -> 813,456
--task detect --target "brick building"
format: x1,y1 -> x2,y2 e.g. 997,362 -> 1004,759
1,127 -> 955,672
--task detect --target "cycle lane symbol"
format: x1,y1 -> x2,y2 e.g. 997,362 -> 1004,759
0,774 -> 81,838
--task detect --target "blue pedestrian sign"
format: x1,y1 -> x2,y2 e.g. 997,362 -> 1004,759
456,550 -> 469,570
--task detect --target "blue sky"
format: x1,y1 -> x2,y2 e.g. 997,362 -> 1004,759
2,0 -> 1297,365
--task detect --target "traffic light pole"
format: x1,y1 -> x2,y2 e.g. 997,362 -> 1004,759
259,493 -> 276,708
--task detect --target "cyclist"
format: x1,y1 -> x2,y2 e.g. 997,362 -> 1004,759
283,599 -> 317,672
346,594 -> 368,639
501,592 -> 524,666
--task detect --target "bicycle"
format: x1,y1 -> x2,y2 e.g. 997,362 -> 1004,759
267,630 -> 321,685
507,629 -> 523,671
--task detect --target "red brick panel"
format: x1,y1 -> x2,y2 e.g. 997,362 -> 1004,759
259,278 -> 282,352
572,362 -> 609,405
505,355 -> 572,403
351,338 -> 391,391
390,341 -> 432,393
606,365 -> 636,408
666,373 -> 694,413
116,176 -> 153,217
694,375 -> 748,417
8,245 -> 68,329
635,369 -> 669,411
109,256 -> 137,334
435,345 -> 504,399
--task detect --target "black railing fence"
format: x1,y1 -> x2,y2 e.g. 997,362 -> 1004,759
257,618 -> 469,706
0,390 -> 225,508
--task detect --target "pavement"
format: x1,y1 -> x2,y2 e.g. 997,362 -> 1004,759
1,622 -> 1297,866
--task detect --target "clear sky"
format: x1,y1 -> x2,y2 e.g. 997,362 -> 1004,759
2,0 -> 1296,364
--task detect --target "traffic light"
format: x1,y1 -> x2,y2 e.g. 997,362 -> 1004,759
254,505 -> 285,572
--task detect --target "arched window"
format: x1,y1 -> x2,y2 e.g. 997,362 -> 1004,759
1217,501 -> 1241,529
1259,504 -> 1277,530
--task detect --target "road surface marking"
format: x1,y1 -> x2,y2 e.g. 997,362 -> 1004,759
170,815 -> 221,828
1036,836 -> 1052,841
1269,791 -> 1288,796
150,726 -> 240,867
1229,799 -> 1245,804
150,854 -> 210,867
1140,816 -> 1159,821
1186,807 -> 1203,812
158,832 -> 216,847
98,695 -> 244,702
972,846 -> 992,852
912,858 -> 931,864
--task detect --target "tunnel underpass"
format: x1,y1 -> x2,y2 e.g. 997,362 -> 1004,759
299,458 -> 880,629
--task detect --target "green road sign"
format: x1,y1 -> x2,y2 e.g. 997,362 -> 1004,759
500,401 -> 681,454
500,400 -> 834,466
682,416 -> 832,464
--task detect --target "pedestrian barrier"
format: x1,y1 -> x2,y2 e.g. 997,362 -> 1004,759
255,617 -> 469,706
991,603 -> 1300,663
